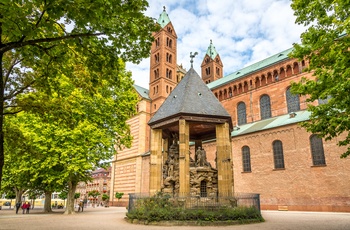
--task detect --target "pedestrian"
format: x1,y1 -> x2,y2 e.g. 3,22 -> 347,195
78,200 -> 84,212
21,202 -> 27,214
15,201 -> 21,214
26,202 -> 31,214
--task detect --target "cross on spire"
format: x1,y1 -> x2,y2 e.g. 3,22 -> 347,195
190,52 -> 198,68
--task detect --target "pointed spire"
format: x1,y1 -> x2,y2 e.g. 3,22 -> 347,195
157,6 -> 171,28
206,39 -> 218,60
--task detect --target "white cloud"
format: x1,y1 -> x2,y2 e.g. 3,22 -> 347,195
127,0 -> 306,89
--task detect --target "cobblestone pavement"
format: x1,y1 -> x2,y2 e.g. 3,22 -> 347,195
0,206 -> 350,230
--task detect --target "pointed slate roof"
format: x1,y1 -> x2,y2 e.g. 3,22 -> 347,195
157,7 -> 171,28
206,40 -> 218,60
134,84 -> 150,100
148,68 -> 232,126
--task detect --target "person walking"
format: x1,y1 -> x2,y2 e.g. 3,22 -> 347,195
21,202 -> 27,214
78,201 -> 84,212
26,202 -> 31,214
15,201 -> 21,214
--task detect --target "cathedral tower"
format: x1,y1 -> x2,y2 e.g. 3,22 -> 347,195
201,40 -> 223,84
149,7 -> 178,115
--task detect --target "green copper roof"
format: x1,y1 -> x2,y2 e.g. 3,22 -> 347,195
231,110 -> 310,137
134,84 -> 150,100
206,40 -> 218,60
157,7 -> 171,28
208,47 -> 294,90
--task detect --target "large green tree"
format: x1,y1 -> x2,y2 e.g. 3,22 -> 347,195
0,0 -> 158,187
290,0 -> 350,158
3,53 -> 138,214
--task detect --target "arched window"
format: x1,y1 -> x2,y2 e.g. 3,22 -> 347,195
310,135 -> 326,166
155,37 -> 160,47
237,102 -> 247,125
166,37 -> 172,48
286,87 -> 300,113
242,146 -> 251,172
273,140 -> 285,169
200,180 -> 207,197
166,85 -> 169,93
260,94 -> 271,119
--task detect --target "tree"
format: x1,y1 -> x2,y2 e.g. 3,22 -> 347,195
74,192 -> 81,204
290,0 -> 350,158
28,190 -> 41,209
115,191 -> 124,205
4,190 -> 16,209
88,190 -> 101,207
102,194 -> 109,207
0,0 -> 158,188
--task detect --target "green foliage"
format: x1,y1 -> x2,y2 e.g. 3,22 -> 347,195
5,190 -> 16,200
127,193 -> 263,222
59,191 -> 68,200
102,194 -> 109,201
74,193 -> 81,199
290,0 -> 350,158
0,0 -> 159,189
88,190 -> 101,198
115,192 -> 124,200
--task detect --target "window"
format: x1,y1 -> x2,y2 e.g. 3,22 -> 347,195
286,87 -> 300,113
260,94 -> 271,119
166,53 -> 172,63
310,135 -> 326,166
242,146 -> 251,172
273,140 -> 285,169
200,180 -> 207,197
154,53 -> 159,63
166,37 -> 172,48
205,67 -> 211,75
155,37 -> 160,47
237,102 -> 247,125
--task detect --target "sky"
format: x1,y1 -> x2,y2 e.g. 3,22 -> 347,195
127,0 -> 307,89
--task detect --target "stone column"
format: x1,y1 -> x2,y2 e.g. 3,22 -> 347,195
163,138 -> 169,164
216,122 -> 234,196
149,128 -> 163,195
179,119 -> 190,196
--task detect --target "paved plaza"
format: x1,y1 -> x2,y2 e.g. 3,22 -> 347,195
0,206 -> 350,230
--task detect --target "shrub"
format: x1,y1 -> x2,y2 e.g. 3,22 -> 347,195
126,193 -> 263,223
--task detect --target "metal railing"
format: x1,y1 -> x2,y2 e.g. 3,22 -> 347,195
128,193 -> 260,213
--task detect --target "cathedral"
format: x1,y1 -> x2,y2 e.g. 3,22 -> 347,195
109,8 -> 350,212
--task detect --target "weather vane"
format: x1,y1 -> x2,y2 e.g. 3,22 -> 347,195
190,52 -> 198,68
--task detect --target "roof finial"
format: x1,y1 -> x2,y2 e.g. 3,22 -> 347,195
190,51 -> 198,68
163,6 -> 166,11
210,39 -> 212,44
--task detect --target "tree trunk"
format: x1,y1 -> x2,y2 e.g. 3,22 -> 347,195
43,191 -> 52,212
14,188 -> 24,213
64,180 -> 77,214
0,52 -> 4,189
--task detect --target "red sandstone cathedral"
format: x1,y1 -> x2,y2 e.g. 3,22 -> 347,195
109,8 -> 350,212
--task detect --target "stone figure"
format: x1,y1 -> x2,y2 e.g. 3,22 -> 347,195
195,146 -> 202,166
168,156 -> 175,177
196,146 -> 211,167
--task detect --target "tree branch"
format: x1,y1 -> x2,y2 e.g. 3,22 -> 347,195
4,79 -> 35,101
3,56 -> 24,88
0,32 -> 105,53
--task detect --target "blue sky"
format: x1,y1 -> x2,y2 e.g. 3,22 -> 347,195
127,0 -> 307,89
